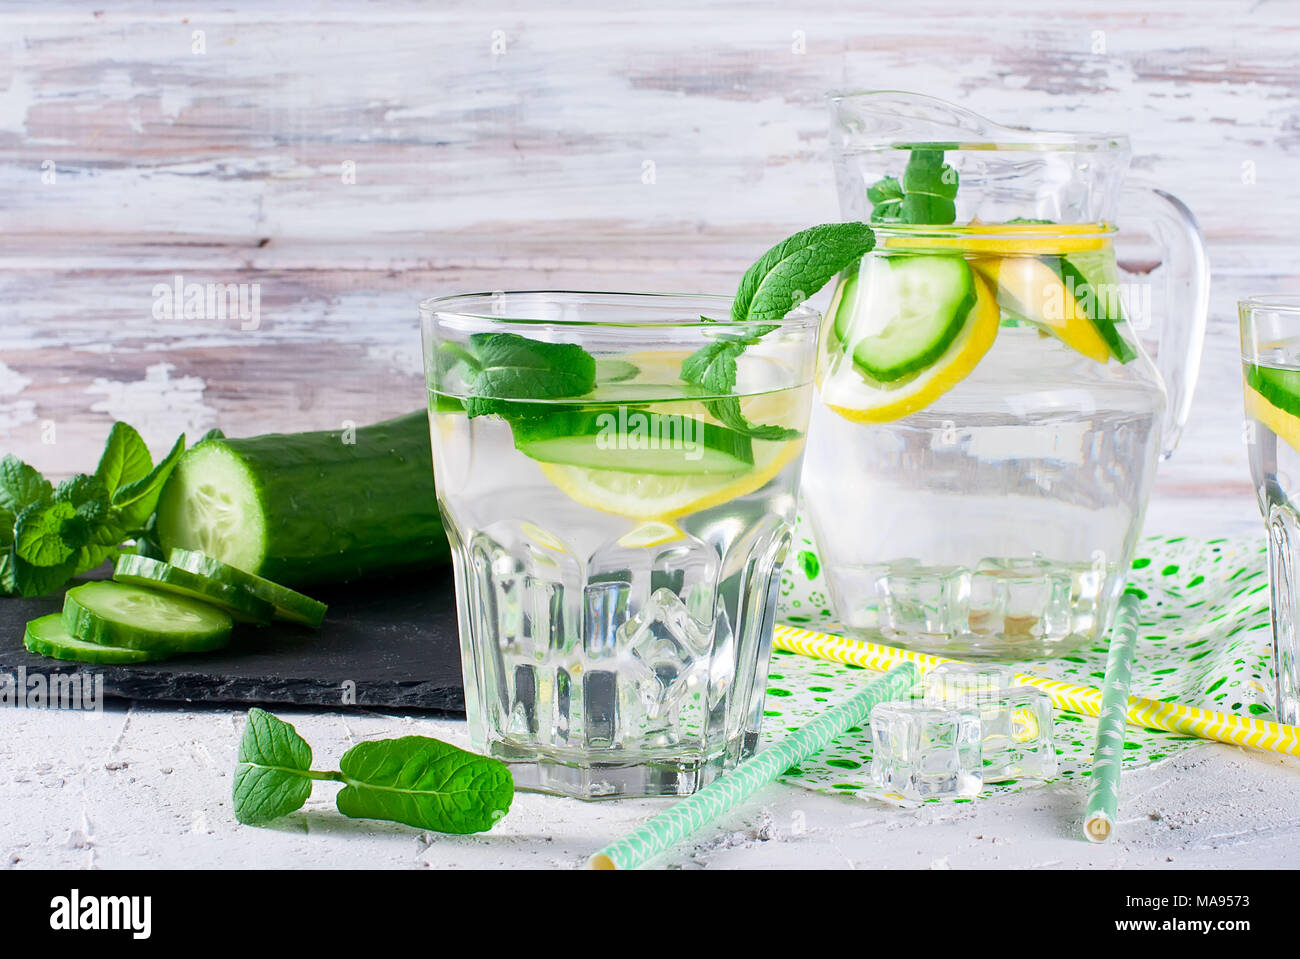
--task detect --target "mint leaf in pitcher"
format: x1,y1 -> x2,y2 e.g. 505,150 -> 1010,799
869,148 -> 959,225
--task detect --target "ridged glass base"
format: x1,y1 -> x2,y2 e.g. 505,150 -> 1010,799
491,731 -> 759,800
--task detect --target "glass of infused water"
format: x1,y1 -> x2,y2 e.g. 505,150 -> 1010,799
1241,295 -> 1300,725
420,292 -> 818,799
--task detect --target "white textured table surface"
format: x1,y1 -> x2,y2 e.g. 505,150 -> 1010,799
4,493 -> 1297,871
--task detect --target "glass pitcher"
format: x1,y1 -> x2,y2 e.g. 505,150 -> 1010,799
803,92 -> 1210,659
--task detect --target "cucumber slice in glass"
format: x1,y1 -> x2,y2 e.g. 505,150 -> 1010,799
836,255 -> 976,383
24,613 -> 164,664
64,581 -> 233,653
168,548 -> 327,628
510,411 -> 754,475
112,554 -> 274,624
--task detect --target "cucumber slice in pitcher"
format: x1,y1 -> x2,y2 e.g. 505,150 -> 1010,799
168,548 -> 327,628
511,411 -> 755,475
112,554 -> 274,624
1050,250 -> 1137,363
64,581 -> 234,653
24,613 -> 165,664
836,255 -> 976,383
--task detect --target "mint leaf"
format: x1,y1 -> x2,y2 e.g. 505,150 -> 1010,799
336,736 -> 514,835
0,455 -> 53,514
682,224 -> 875,440
111,434 -> 185,530
463,333 -> 596,419
0,507 -> 13,549
867,175 -> 904,220
731,222 -> 876,325
14,500 -> 82,567
194,427 -> 225,446
869,149 -> 958,225
56,474 -> 110,524
233,709 -> 317,825
72,522 -> 125,575
11,554 -> 77,598
93,422 -> 153,495
0,551 -> 14,596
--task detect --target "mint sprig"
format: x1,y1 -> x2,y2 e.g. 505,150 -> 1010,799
0,422 -> 189,597
868,148 -> 959,224
232,709 -> 514,835
681,222 -> 876,440
459,332 -> 597,419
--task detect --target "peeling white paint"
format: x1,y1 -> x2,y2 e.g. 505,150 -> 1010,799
0,360 -> 36,434
85,362 -> 217,453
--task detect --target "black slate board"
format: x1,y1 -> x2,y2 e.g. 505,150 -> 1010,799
0,566 -> 465,713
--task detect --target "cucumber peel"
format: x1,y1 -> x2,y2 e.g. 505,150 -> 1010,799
168,548 -> 327,628
24,613 -> 164,664
113,554 -> 274,624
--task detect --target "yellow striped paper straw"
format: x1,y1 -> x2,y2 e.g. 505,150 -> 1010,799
773,623 -> 1300,758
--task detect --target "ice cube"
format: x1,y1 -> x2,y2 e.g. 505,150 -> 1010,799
923,664 -> 1057,781
869,701 -> 982,800
977,685 -> 1058,780
923,662 -> 1018,707
620,587 -> 713,721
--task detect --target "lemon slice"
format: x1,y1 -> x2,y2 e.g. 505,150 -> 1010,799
821,272 -> 1000,423
1245,382 -> 1300,453
884,223 -> 1111,256
537,390 -> 806,521
970,255 -> 1112,364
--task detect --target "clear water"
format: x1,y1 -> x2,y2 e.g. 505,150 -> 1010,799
1244,350 -> 1300,724
803,326 -> 1165,659
431,374 -> 811,798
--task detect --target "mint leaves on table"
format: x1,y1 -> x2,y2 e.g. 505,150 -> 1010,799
232,708 -> 514,835
868,148 -> 959,225
0,421 -> 187,597
681,221 -> 876,440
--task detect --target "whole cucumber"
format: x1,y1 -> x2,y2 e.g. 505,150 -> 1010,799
155,412 -> 449,585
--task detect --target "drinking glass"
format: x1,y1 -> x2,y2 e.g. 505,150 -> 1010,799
420,292 -> 818,798
1240,295 -> 1300,725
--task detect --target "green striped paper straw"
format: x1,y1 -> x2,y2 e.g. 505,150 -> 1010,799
1083,593 -> 1142,843
588,663 -> 918,870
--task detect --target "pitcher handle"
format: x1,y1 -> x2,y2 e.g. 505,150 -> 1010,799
1119,186 -> 1211,459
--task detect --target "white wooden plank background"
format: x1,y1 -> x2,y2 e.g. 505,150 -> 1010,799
1,0 -> 1297,521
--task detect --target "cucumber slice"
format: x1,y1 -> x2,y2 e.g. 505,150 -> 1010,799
113,554 -> 274,624
835,255 -> 976,382
1050,251 -> 1137,363
24,613 -> 164,664
168,548 -> 327,628
1247,365 -> 1300,418
510,410 -> 755,475
64,581 -> 233,653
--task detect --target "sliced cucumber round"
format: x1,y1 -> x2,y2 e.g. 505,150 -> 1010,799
24,613 -> 165,664
112,554 -> 274,624
168,548 -> 327,628
64,581 -> 233,653
510,410 -> 755,475
835,255 -> 976,383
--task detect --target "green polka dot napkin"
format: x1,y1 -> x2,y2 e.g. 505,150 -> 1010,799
769,520 -> 1273,805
